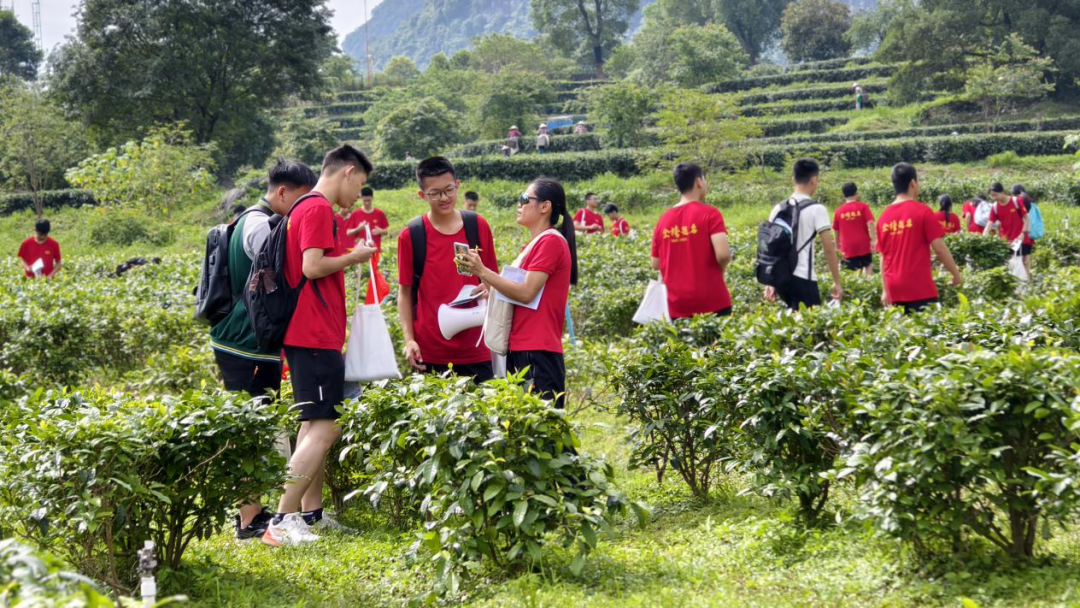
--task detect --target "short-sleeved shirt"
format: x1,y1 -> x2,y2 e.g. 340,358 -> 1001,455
18,237 -> 61,278
832,201 -> 874,259
242,199 -> 273,259
961,201 -> 982,234
934,211 -> 961,235
397,214 -> 499,365
509,233 -> 571,354
283,195 -> 347,351
989,197 -> 1028,243
574,208 -> 604,234
769,195 -> 831,281
877,200 -> 944,304
348,207 -> 389,251
651,201 -> 731,319
611,218 -> 631,237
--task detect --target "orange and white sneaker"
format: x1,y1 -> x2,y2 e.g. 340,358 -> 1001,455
261,513 -> 320,547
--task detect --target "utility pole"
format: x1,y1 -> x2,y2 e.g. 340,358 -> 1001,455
363,0 -> 372,86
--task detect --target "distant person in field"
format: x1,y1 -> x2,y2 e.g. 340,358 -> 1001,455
18,219 -> 61,279
536,123 -> 551,154
877,162 -> 963,314
262,145 -> 377,548
651,163 -> 733,318
463,191 -> 480,212
984,182 -> 1031,273
765,158 -> 842,309
1012,183 -> 1037,272
397,156 -> 499,381
853,83 -> 864,110
962,194 -> 987,234
605,204 -> 631,237
459,178 -> 578,408
574,193 -> 605,235
210,159 -> 317,541
346,187 -> 389,253
935,195 -> 961,235
507,125 -> 521,154
832,182 -> 876,275
574,121 -> 588,135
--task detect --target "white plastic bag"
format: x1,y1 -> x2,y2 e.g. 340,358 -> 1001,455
344,261 -> 402,382
1007,238 -> 1029,283
632,276 -> 671,325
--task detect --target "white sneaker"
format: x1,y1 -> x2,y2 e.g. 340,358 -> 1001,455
312,514 -> 357,535
261,513 -> 320,547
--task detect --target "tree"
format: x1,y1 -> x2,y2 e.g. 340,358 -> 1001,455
66,124 -> 217,216
321,54 -> 363,92
628,20 -> 747,87
587,81 -> 656,148
653,89 -> 762,174
963,34 -> 1055,130
274,113 -> 341,168
844,0 -> 913,55
381,56 -> 421,86
531,0 -> 641,77
0,10 -> 41,80
48,0 -> 335,173
474,72 -> 553,140
713,0 -> 792,65
467,34 -> 576,78
374,98 -> 461,160
781,0 -> 852,63
0,83 -> 87,215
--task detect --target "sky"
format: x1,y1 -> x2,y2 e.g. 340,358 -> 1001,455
10,0 -> 383,52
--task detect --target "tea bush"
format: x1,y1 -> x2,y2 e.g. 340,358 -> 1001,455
0,539 -> 116,606
0,388 -> 287,593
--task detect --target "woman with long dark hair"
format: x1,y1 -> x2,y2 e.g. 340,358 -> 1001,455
461,178 -> 578,407
935,194 -> 961,235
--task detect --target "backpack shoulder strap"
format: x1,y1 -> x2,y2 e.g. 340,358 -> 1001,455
407,216 -> 427,317
461,211 -> 481,249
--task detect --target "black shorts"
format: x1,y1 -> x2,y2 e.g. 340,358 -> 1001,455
843,254 -> 873,271
777,277 -> 822,311
284,347 -> 345,421
214,350 -> 281,399
426,361 -> 495,383
507,350 -> 566,409
1022,243 -> 1034,256
894,298 -> 938,314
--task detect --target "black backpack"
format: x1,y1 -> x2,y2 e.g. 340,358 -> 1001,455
244,194 -> 333,352
193,206 -> 272,326
406,210 -> 480,317
755,198 -> 818,288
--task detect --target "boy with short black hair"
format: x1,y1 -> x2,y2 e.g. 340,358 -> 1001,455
397,156 -> 499,381
984,182 -> 1031,271
463,191 -> 480,212
18,219 -> 61,279
832,182 -> 876,275
574,193 -> 605,235
651,163 -> 732,318
211,158 -> 317,540
765,159 -> 842,309
262,145 -> 377,547
877,163 -> 963,313
604,204 -> 631,237
346,186 -> 389,252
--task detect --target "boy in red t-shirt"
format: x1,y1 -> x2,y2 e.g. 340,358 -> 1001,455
877,163 -> 963,314
651,163 -> 732,319
397,157 -> 499,381
18,219 -> 61,279
345,187 -> 390,251
984,181 -> 1031,274
262,145 -> 377,548
573,193 -> 605,234
934,195 -> 961,235
832,182 -> 876,275
604,204 -> 631,237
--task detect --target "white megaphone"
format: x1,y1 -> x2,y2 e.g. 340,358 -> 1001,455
438,286 -> 488,340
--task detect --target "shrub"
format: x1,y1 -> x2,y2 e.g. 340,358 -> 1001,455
848,349 -> 1080,558
450,133 -> 604,158
88,208 -> 176,247
0,539 -> 115,606
706,65 -> 896,93
0,388 -> 287,593
738,82 -> 887,105
756,115 -> 1080,148
945,232 -> 1014,270
0,189 -> 96,216
741,98 -> 868,117
338,374 -> 646,596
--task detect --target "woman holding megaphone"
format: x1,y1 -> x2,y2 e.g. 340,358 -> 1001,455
459,178 -> 579,408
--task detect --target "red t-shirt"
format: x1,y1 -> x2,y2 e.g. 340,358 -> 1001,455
347,207 -> 389,251
397,214 -> 498,365
989,197 -> 1028,243
651,202 -> 731,319
509,234 -> 571,354
832,201 -> 874,259
574,208 -> 604,234
283,195 -> 348,351
611,218 -> 631,237
876,200 -> 944,304
337,212 -> 356,251
18,237 -> 61,278
962,201 -> 981,234
934,211 -> 961,235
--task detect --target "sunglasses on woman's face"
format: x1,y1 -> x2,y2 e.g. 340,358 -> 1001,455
519,194 -> 541,207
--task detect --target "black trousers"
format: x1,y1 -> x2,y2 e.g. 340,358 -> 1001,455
777,277 -> 822,311
507,350 -> 566,409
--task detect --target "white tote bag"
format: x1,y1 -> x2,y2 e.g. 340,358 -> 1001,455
632,275 -> 671,325
1007,238 -> 1029,283
344,260 -> 402,382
